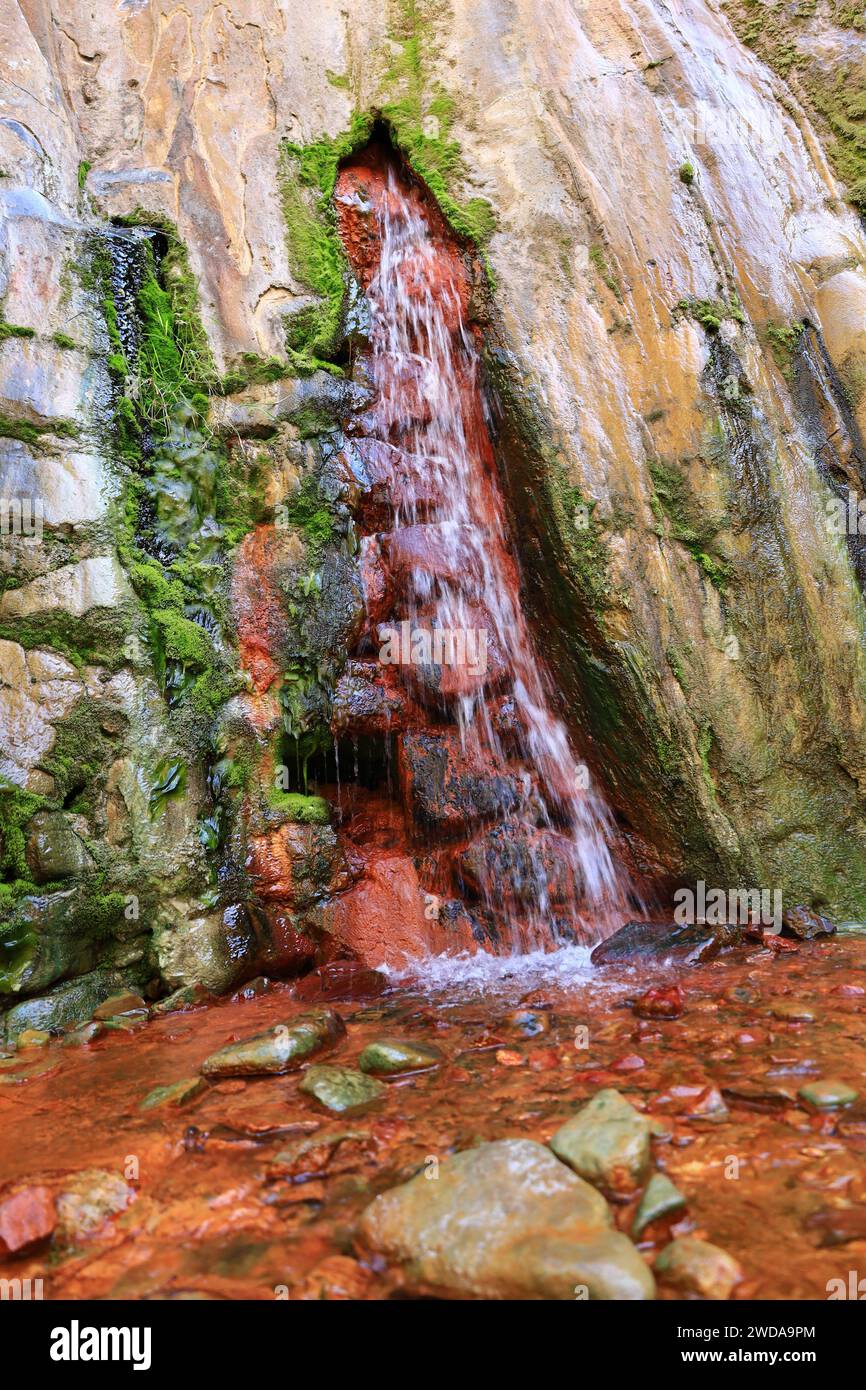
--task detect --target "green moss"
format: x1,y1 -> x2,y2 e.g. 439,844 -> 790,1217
589,245 -> 624,303
650,459 -> 731,589
675,295 -> 745,332
678,162 -> 696,185
219,353 -> 293,394
0,607 -> 130,669
0,778 -> 45,886
283,475 -> 335,555
77,161 -> 91,191
765,321 -> 806,378
279,112 -> 376,365
51,332 -> 77,350
0,320 -> 35,343
39,701 -> 114,815
265,788 -> 331,825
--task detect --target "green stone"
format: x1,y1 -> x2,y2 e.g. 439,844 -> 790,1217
299,1064 -> 386,1112
798,1079 -> 859,1109
655,1237 -> 742,1300
200,1009 -> 345,1078
358,1038 -> 444,1075
139,1077 -> 206,1111
549,1088 -> 653,1194
632,1172 -> 687,1236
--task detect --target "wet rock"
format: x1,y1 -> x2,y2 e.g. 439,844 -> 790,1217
633,985 -> 685,1019
298,1064 -> 386,1112
798,1079 -> 859,1109
549,1088 -> 653,1195
294,961 -> 389,1003
399,731 -> 521,834
92,990 -> 147,1020
55,1169 -> 134,1244
290,1253 -> 374,1300
770,1000 -> 817,1022
457,824 -> 579,907
359,1139 -> 655,1299
17,1028 -> 50,1048
62,1021 -> 104,1046
782,905 -> 836,939
503,1008 -> 550,1038
268,1128 -> 371,1181
0,1185 -> 56,1255
633,1173 -> 687,1236
139,1077 -> 207,1111
330,660 -> 408,736
149,984 -> 213,1017
2,966 -> 150,1040
358,1038 -> 444,1075
25,810 -> 93,883
200,1009 -> 345,1078
592,920 -> 739,966
805,1206 -> 866,1246
655,1237 -> 742,1300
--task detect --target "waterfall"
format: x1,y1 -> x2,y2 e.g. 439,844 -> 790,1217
335,150 -> 639,951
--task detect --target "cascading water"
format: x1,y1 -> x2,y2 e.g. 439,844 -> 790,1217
334,147 -> 640,952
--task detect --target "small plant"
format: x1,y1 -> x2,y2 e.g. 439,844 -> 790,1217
679,162 -> 696,185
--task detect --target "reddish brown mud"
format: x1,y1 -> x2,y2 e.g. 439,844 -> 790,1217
2,936 -> 865,1299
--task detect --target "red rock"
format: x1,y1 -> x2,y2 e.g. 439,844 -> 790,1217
0,1185 -> 56,1255
633,985 -> 685,1019
294,961 -> 389,1003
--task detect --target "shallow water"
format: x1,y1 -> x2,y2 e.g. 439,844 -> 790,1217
2,934 -> 865,1299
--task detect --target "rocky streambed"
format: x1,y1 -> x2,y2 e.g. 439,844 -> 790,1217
1,929 -> 865,1300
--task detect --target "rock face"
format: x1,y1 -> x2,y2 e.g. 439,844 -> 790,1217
359,1139 -> 655,1299
4,0 -> 866,1022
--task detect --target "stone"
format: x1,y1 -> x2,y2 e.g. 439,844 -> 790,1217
200,1009 -> 345,1078
770,1000 -> 817,1022
2,967 -> 148,1040
55,1170 -> 134,1243
592,920 -> 739,966
139,1077 -> 207,1111
358,1038 -> 444,1075
0,555 -> 132,619
549,1088 -> 653,1195
655,1237 -> 742,1300
798,1079 -> 859,1109
0,1185 -> 56,1254
633,1173 -> 687,1236
781,906 -> 836,939
92,991 -> 147,1020
633,985 -> 685,1019
399,730 -> 521,833
299,1064 -> 386,1112
294,961 -> 389,1003
359,1139 -> 655,1299
503,1008 -> 550,1037
17,1028 -> 50,1048
25,811 -> 93,883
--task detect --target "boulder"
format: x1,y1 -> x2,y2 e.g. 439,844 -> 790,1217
359,1139 -> 654,1299
592,920 -> 740,966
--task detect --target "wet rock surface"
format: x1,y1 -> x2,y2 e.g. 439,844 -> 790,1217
200,1009 -> 345,1078
360,1139 -> 654,1300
